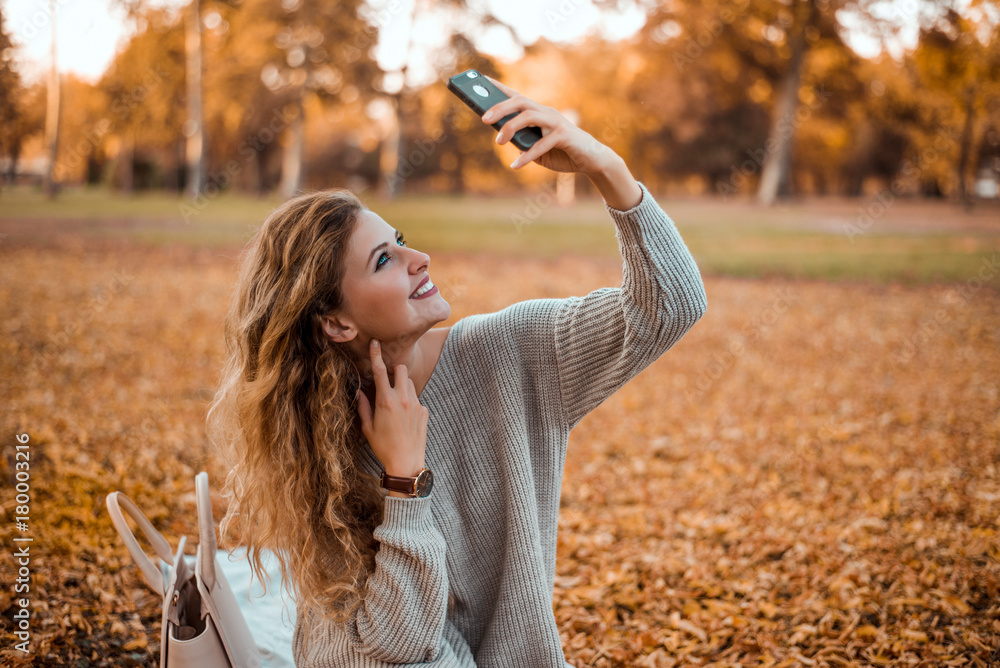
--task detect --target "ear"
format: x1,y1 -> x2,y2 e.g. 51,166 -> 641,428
321,314 -> 357,344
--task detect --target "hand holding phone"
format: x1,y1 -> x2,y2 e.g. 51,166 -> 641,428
447,70 -> 543,151
446,68 -> 624,177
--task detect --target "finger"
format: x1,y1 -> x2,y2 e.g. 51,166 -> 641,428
482,95 -> 527,125
511,131 -> 562,170
496,108 -> 550,145
368,339 -> 391,396
418,404 -> 428,438
483,74 -> 520,98
356,389 -> 373,436
393,363 -> 408,391
482,90 -> 541,125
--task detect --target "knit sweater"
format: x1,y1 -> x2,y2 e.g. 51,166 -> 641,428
292,181 -> 708,667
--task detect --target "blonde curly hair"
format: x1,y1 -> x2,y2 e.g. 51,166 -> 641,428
206,188 -> 384,640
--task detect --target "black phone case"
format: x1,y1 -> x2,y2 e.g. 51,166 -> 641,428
447,70 -> 542,152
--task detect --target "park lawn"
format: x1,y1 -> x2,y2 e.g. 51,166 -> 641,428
1,185 -> 999,286
0,240 -> 997,667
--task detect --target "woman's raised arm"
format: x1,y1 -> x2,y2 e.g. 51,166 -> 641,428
480,77 -> 707,429
551,180 -> 707,428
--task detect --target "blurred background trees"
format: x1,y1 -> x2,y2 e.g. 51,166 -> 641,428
0,6 -> 27,188
1,0 -> 998,205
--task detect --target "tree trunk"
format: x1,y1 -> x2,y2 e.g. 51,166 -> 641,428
757,0 -> 814,206
392,91 -> 409,198
120,130 -> 134,194
43,0 -> 61,199
381,0 -> 419,200
957,87 -> 975,207
378,98 -> 401,199
757,53 -> 803,205
451,149 -> 464,194
4,142 -> 20,186
280,96 -> 304,197
185,0 -> 205,199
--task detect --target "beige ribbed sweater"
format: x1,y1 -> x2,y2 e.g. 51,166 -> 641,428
292,181 -> 708,667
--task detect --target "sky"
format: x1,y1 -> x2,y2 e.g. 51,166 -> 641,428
4,0 -> 919,86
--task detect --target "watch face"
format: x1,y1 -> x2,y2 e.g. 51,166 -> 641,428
415,469 -> 434,497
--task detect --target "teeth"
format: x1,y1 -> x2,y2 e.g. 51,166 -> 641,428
412,280 -> 435,298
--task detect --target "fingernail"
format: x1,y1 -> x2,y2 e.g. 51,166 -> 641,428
483,110 -> 494,121
372,339 -> 379,348
495,134 -> 502,145
510,158 -> 520,169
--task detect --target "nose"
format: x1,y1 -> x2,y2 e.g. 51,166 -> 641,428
407,246 -> 430,273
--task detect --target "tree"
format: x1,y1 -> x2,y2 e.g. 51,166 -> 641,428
912,7 -> 1000,204
755,0 -> 817,204
215,0 -> 382,197
0,5 -> 27,189
43,0 -> 61,198
185,0 -> 205,198
100,7 -> 186,191
628,0 -> 846,196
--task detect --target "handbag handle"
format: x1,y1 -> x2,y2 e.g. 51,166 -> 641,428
195,471 -> 217,592
105,491 -> 175,596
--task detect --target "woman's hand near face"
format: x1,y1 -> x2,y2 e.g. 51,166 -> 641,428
356,339 -> 428,493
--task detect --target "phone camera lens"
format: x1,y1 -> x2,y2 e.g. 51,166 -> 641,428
466,71 -> 479,78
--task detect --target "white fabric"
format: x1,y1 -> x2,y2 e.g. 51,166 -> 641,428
217,547 -> 296,668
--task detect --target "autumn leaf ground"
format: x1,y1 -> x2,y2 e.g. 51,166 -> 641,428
1,196 -> 998,666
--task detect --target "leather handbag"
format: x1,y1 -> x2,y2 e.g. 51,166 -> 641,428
106,471 -> 262,668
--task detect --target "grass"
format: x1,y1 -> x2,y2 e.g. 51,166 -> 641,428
2,184 -> 999,286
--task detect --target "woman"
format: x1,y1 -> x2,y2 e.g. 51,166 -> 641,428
207,77 -> 707,667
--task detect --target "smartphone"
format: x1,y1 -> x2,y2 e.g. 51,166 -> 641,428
447,69 -> 542,152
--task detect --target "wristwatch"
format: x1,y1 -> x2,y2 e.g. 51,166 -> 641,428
381,468 -> 434,498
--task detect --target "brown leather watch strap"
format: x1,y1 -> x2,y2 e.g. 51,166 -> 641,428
381,468 -> 434,498
381,473 -> 417,495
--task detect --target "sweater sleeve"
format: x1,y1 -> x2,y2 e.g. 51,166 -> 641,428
553,180 -> 707,429
342,495 -> 450,664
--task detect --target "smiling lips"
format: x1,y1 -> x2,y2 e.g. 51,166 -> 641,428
410,276 -> 438,299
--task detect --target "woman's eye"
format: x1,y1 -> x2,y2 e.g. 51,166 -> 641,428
375,234 -> 406,271
376,233 -> 406,271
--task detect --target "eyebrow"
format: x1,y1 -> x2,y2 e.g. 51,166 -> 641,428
367,229 -> 399,269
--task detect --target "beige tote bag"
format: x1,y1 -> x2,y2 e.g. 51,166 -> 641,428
106,472 -> 261,668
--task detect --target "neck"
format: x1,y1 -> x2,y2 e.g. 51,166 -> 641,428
354,333 -> 431,396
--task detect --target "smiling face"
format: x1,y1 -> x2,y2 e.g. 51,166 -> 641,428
326,208 -> 451,348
